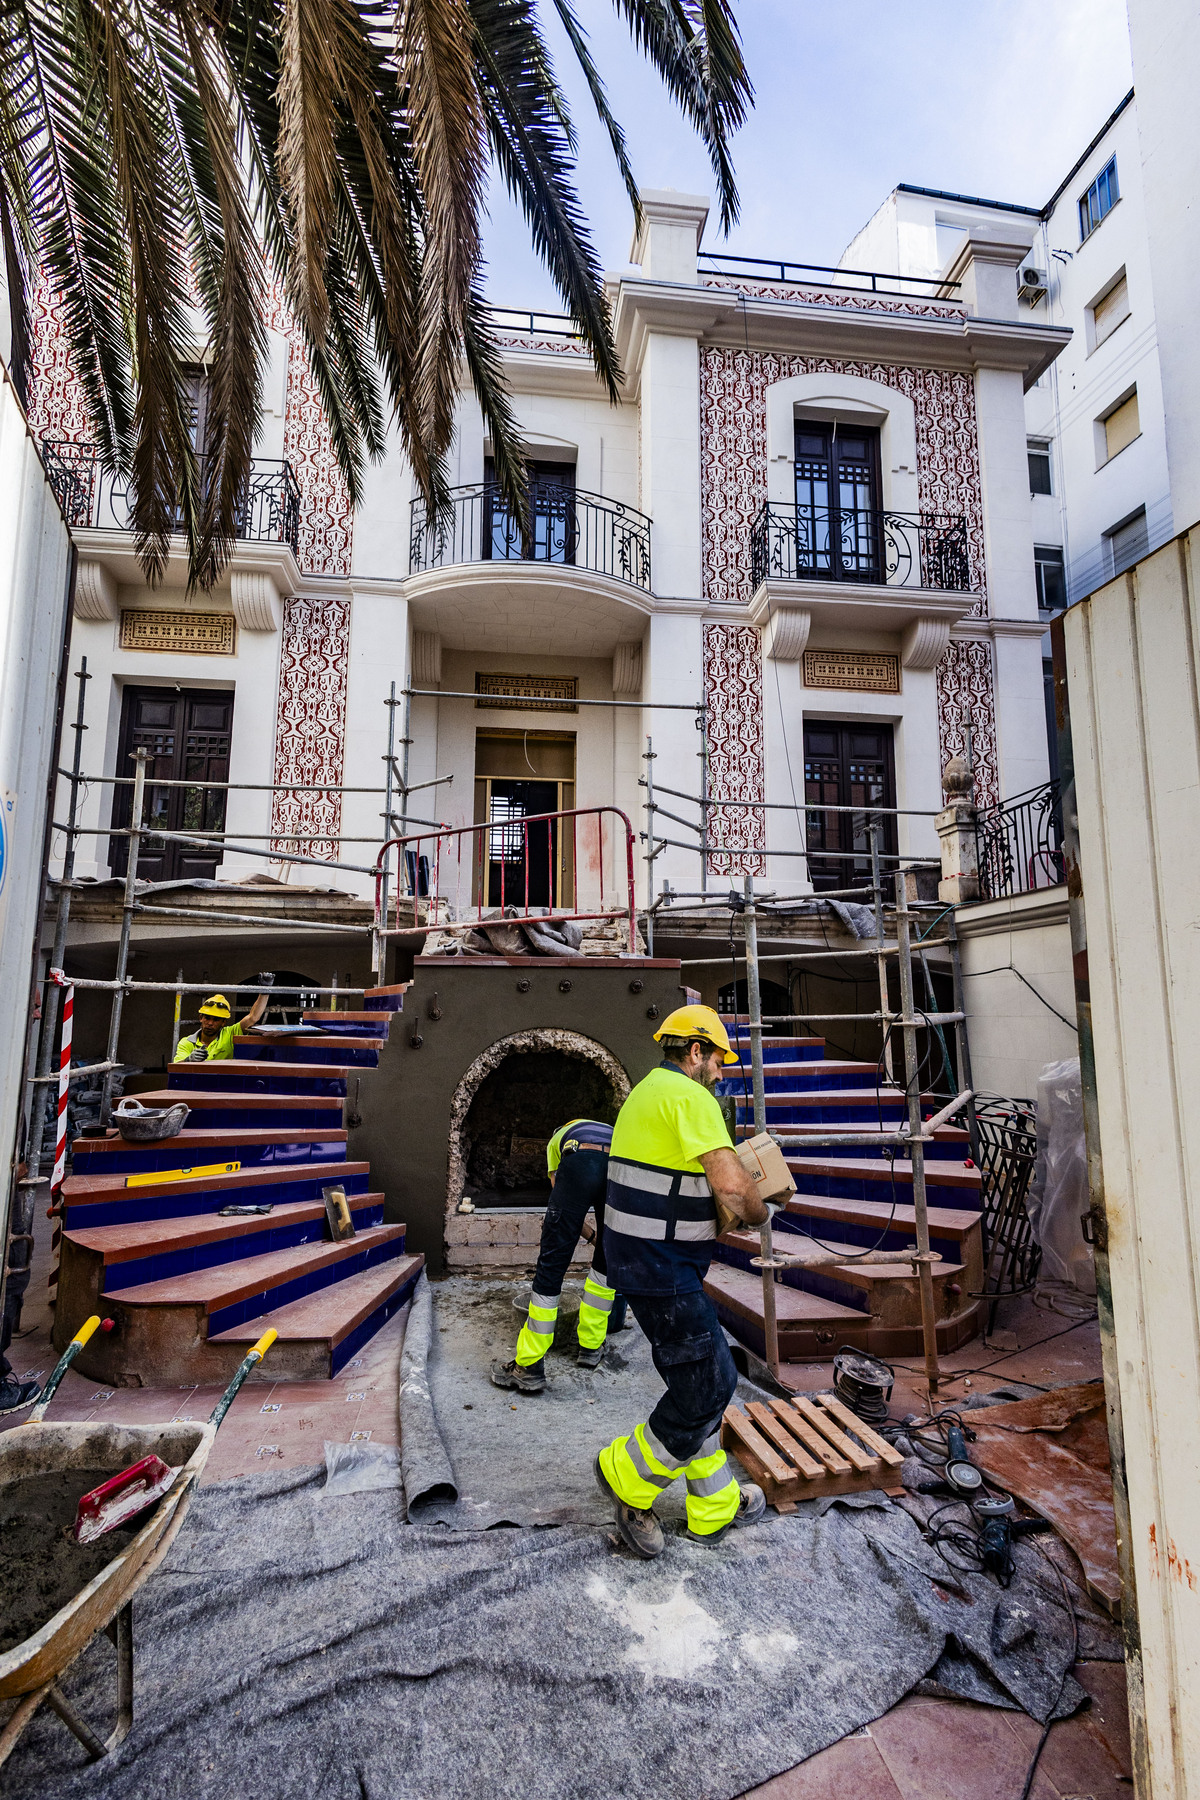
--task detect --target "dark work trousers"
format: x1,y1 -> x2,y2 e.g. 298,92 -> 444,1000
626,1287 -> 738,1464
531,1149 -> 628,1331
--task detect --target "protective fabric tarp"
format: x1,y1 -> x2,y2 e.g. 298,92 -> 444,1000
398,1276 -> 458,1518
6,1469 -> 1088,1800
1026,1057 -> 1096,1303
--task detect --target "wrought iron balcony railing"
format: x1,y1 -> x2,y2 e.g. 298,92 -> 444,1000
41,441 -> 301,554
975,780 -> 1066,901
750,501 -> 971,592
409,482 -> 652,591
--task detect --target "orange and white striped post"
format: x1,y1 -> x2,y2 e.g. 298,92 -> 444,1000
48,978 -> 73,1291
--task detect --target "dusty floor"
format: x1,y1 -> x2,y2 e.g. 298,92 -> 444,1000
3,1218 -> 1130,1797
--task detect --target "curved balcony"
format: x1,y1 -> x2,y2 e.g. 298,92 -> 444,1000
41,440 -> 301,554
409,482 -> 652,591
750,501 -> 971,593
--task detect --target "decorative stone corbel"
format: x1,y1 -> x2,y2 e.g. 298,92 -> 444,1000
901,616 -> 952,670
613,641 -> 643,696
230,570 -> 283,632
936,755 -> 980,904
412,630 -> 442,686
74,559 -> 118,622
760,605 -> 811,662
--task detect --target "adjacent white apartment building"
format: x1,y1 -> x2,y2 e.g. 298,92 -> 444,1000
842,87 -> 1173,771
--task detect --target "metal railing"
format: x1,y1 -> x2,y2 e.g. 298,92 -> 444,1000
750,501 -> 971,591
41,441 -> 301,554
975,780 -> 1066,901
485,307 -> 583,339
698,249 -> 960,301
372,807 -> 639,960
409,483 -> 652,590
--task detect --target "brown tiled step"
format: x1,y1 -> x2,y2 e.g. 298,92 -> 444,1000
62,1158 -> 369,1210
234,1035 -> 386,1052
167,1059 -> 354,1080
134,1088 -> 343,1116
65,1191 -> 384,1270
783,1193 -> 984,1302
786,1154 -> 982,1191
717,1227 -> 972,1336
704,1264 -> 870,1359
302,1011 -> 388,1025
211,1252 -> 424,1366
106,1223 -> 406,1314
71,1126 -> 347,1159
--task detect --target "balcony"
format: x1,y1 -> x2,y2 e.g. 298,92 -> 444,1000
409,482 -> 652,592
975,781 -> 1066,902
750,501 -> 971,593
41,440 -> 301,555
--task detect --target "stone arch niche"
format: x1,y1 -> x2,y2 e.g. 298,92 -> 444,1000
444,1031 -> 630,1270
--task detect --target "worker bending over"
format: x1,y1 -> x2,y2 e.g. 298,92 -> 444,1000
595,1005 -> 770,1556
492,1118 -> 627,1394
175,975 -> 274,1062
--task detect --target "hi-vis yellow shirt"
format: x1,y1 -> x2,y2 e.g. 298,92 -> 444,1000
175,1020 -> 247,1062
609,1064 -> 731,1174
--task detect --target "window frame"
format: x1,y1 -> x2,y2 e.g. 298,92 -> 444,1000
1097,389 -> 1141,467
1033,545 -> 1066,616
1079,157 -> 1120,243
1088,269 -> 1130,353
1028,440 -> 1053,497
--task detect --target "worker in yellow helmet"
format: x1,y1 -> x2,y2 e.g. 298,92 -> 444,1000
594,1004 -> 770,1557
175,975 -> 274,1062
491,1118 -> 627,1395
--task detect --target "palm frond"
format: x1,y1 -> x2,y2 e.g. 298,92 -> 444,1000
461,282 -> 526,519
277,0 -> 341,345
550,0 -> 640,229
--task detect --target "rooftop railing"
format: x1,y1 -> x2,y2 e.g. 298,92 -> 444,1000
698,250 -> 960,302
41,441 -> 301,554
975,780 -> 1066,901
750,501 -> 971,592
410,481 -> 653,591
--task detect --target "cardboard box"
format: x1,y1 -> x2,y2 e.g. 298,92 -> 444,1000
735,1133 -> 797,1207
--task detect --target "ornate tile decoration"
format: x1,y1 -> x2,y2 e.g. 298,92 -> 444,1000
27,277 -> 93,443
120,609 -> 235,654
279,340 -> 353,581
935,638 -> 999,810
270,595 -> 352,858
699,346 -> 987,618
703,622 -> 765,874
701,275 -> 965,320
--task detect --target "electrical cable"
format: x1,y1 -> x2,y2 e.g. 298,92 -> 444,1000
960,963 -> 1079,1033
1018,1537 -> 1080,1799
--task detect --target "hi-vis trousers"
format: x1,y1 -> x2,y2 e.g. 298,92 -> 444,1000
513,1150 -> 627,1366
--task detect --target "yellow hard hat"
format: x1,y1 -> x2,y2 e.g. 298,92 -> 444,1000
198,993 -> 232,1021
653,1004 -> 740,1065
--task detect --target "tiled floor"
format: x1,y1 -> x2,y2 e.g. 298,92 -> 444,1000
5,1226 -> 1128,1793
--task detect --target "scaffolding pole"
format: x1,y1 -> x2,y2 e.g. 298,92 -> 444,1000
99,747 -> 146,1126
742,874 -> 781,1382
894,870 -> 942,1398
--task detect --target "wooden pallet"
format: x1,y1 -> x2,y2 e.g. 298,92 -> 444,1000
722,1391 -> 905,1512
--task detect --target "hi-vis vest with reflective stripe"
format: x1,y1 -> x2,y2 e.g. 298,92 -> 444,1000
604,1155 -> 717,1244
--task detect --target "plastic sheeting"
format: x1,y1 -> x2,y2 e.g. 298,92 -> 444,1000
1027,1057 -> 1096,1303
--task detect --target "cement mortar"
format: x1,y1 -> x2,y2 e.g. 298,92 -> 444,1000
0,1469 -> 137,1652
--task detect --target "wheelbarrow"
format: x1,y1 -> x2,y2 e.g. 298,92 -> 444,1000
0,1314 -> 275,1767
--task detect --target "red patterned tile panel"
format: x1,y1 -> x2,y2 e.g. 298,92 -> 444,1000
935,637 -> 999,810
703,622 -> 765,874
270,595 -> 352,859
27,277 -> 93,443
700,274 -> 965,319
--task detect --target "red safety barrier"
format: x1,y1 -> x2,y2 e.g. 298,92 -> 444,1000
373,806 -> 638,955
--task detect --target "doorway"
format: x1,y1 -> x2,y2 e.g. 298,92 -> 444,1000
474,730 -> 576,910
794,421 -> 883,582
109,686 -> 233,880
483,457 -> 576,564
803,720 -> 897,894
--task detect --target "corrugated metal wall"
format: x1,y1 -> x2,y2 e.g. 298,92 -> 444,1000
1064,524 -> 1200,1798
0,364 -> 73,1231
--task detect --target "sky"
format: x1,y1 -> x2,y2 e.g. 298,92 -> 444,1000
481,0 -> 1135,311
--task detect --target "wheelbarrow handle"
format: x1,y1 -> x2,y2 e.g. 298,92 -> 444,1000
208,1329 -> 278,1430
30,1315 -> 113,1422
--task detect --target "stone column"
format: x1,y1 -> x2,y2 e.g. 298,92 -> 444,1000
936,756 -> 980,903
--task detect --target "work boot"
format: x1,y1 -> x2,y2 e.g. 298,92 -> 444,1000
0,1375 -> 40,1417
490,1358 -> 546,1395
576,1344 -> 604,1370
685,1484 -> 767,1546
594,1455 -> 665,1559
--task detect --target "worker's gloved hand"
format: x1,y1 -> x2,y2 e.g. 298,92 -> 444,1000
255,971 -> 276,989
188,1046 -> 209,1062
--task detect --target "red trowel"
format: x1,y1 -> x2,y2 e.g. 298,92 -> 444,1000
74,1454 -> 180,1544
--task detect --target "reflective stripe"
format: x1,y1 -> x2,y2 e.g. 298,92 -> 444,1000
525,1316 -> 556,1336
698,1432 -> 721,1460
626,1435 -> 674,1491
674,1218 -> 718,1241
608,1160 -> 711,1200
529,1292 -> 559,1310
581,1290 -> 614,1314
686,1463 -> 736,1499
642,1423 -> 688,1473
604,1205 -> 666,1241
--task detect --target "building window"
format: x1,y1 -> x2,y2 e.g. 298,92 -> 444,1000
1034,545 -> 1066,615
483,456 -> 575,563
109,687 -> 233,881
793,422 -> 883,581
1106,509 -> 1148,576
1099,390 -> 1140,465
803,721 -> 896,895
1089,271 -> 1130,351
1079,157 -> 1119,241
1028,441 -> 1053,496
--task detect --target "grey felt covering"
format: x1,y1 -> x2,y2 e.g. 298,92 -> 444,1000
6,1276 -> 1119,1798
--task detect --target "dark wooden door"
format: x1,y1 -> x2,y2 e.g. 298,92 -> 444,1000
110,687 -> 233,881
483,458 -> 576,564
803,721 -> 896,894
794,422 -> 882,581
484,778 -> 560,909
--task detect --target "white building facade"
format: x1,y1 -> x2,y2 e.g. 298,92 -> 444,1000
32,190 -> 1065,960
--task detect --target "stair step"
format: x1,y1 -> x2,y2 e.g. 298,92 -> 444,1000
168,1060 -> 350,1096
232,1037 -> 383,1067
715,1226 -> 968,1320
766,1124 -> 971,1164
108,1222 -> 408,1329
705,1263 -> 870,1360
210,1253 -> 424,1376
724,1036 -> 825,1059
67,1194 -> 387,1289
720,1226 -> 966,1284
785,1155 -> 982,1209
783,1192 -> 983,1242
303,1011 -> 392,1034
363,983 -> 409,1013
135,1088 -> 343,1130
62,1159 -> 369,1229
70,1127 -> 347,1176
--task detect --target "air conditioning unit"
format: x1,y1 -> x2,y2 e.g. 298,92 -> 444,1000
1018,265 -> 1048,300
